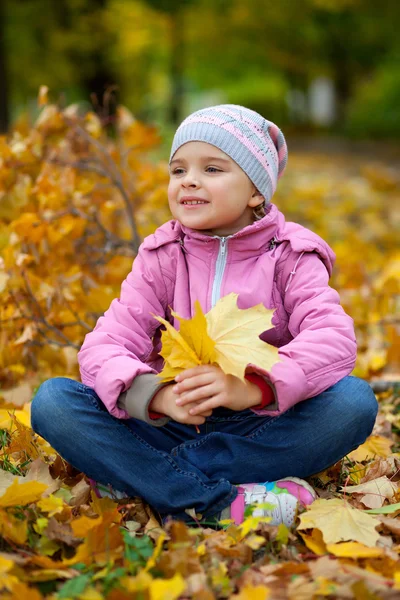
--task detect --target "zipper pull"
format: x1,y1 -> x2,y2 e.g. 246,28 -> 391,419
269,236 -> 277,251
221,238 -> 227,256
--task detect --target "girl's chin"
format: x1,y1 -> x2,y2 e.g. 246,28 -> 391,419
177,214 -> 213,227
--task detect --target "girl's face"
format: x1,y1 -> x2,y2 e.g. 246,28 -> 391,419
168,142 -> 264,236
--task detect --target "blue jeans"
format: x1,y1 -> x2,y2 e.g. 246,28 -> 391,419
30,375 -> 378,524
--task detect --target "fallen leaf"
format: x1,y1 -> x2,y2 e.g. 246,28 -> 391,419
349,436 -> 394,461
37,494 -> 64,516
361,456 -> 400,482
297,498 -> 381,547
45,517 -> 80,547
232,584 -> 270,599
340,476 -> 397,508
25,458 -> 61,496
148,572 -> 186,600
364,502 -> 400,514
0,508 -> 28,544
0,478 -> 47,507
326,541 -> 385,558
377,516 -> 400,535
71,514 -> 103,538
68,477 -> 91,506
299,528 -> 327,555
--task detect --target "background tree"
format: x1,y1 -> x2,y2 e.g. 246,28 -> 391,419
0,0 -> 8,132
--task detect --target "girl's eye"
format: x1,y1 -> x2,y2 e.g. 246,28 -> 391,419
171,166 -> 222,175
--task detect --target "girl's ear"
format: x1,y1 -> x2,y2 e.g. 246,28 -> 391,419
249,187 -> 264,207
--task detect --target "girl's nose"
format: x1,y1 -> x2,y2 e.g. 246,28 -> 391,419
182,172 -> 200,187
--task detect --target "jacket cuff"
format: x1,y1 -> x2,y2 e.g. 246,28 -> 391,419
117,374 -> 172,427
245,369 -> 279,413
245,374 -> 275,409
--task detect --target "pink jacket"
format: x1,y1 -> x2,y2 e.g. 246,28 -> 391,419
78,203 -> 357,420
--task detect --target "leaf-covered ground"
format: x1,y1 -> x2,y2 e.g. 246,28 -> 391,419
0,385 -> 399,599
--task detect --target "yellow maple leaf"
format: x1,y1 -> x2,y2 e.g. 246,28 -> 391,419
299,528 -> 327,555
297,498 -> 381,547
153,313 -> 204,381
71,514 -> 103,538
0,479 -> 48,507
233,584 -> 270,600
37,495 -> 64,516
239,515 -> 272,539
148,572 -> 186,600
0,406 -> 30,430
348,435 -> 394,462
206,294 -> 278,381
144,531 -> 167,572
0,555 -> 19,592
155,293 -> 278,382
326,541 -> 384,558
65,516 -> 123,566
0,508 -> 28,545
172,301 -> 216,365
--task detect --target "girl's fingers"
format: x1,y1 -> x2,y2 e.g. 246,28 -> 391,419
176,365 -> 218,382
173,372 -> 216,395
188,397 -> 222,415
176,384 -> 216,406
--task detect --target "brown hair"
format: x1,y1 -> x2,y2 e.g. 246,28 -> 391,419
252,199 -> 266,221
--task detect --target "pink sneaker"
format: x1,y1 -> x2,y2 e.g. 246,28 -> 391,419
223,477 -> 317,527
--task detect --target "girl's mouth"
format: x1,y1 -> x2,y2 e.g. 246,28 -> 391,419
181,200 -> 209,208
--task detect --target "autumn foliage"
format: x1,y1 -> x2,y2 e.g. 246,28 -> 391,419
0,92 -> 399,598
0,89 -> 171,389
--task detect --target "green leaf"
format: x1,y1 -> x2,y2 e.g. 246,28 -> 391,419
364,502 -> 400,514
57,574 -> 91,599
276,523 -> 290,545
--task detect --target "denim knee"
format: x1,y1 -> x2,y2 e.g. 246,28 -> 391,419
30,377 -> 77,436
341,376 -> 378,438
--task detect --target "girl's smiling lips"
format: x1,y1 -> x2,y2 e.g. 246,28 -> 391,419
179,196 -> 210,208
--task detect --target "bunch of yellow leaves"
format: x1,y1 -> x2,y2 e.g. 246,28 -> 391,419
153,293 -> 280,382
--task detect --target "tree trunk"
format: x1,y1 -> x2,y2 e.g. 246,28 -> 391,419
169,10 -> 185,125
0,0 -> 9,132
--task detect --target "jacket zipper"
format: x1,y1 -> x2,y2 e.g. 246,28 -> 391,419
211,236 -> 231,307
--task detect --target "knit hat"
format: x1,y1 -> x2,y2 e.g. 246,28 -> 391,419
169,104 -> 288,204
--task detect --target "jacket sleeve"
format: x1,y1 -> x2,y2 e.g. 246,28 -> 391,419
77,244 -> 170,420
250,251 -> 357,416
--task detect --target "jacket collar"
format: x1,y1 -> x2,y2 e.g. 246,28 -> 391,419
142,203 -> 336,275
144,204 -> 281,252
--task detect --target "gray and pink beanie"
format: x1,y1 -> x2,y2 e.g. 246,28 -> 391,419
169,104 -> 288,204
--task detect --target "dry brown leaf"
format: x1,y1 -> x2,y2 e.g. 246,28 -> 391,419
377,516 -> 400,536
361,455 -> 400,483
25,458 -> 61,496
45,517 -> 80,547
68,477 -> 91,506
340,476 -> 398,508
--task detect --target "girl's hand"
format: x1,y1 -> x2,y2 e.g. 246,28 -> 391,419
173,365 -> 262,415
151,384 -> 212,425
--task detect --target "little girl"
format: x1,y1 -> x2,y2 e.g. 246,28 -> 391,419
31,104 -> 378,527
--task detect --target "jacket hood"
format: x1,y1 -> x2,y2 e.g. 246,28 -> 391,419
141,203 -> 336,276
